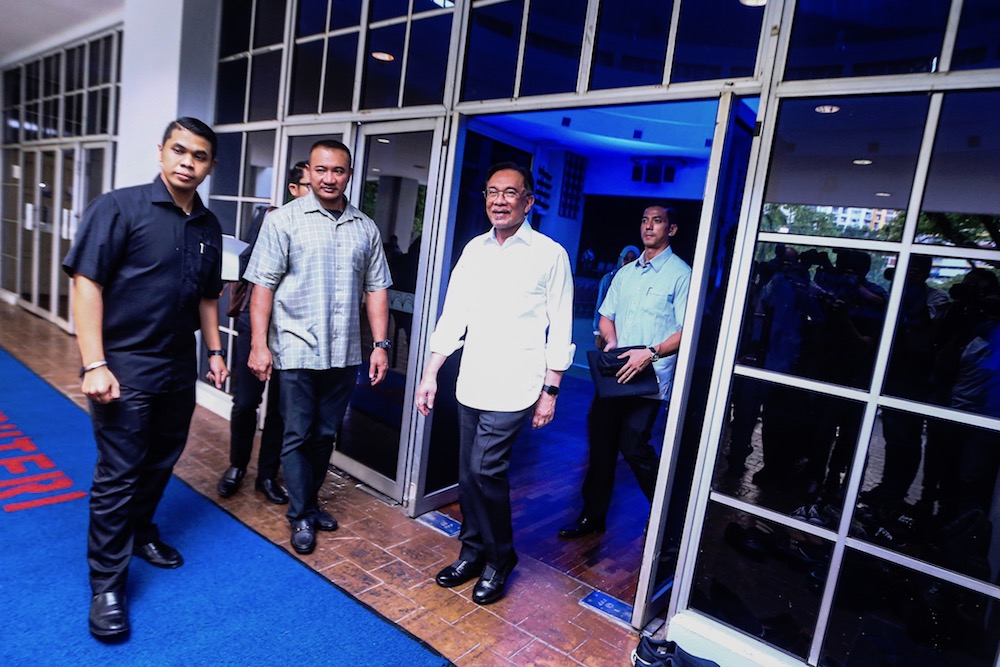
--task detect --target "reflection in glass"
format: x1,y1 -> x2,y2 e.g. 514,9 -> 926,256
764,95 -> 929,240
362,23 -> 405,109
691,504 -> 831,659
856,412 -> 999,586
288,40 -> 323,115
589,0 -> 673,91
210,133 -> 242,196
323,33 -> 359,112
671,0 -> 763,83
713,376 -> 865,518
369,0 -> 408,23
461,0 -> 523,102
518,0 -> 586,97
737,241 -> 892,390
253,0 -> 287,48
784,0 -> 949,81
824,549 -> 999,666
296,0 -> 326,37
919,91 -> 1000,250
329,0 -> 362,30
242,130 -> 275,198
215,59 -> 247,124
402,15 -> 450,106
248,51 -> 282,122
952,0 -> 1000,71
218,0 -> 252,58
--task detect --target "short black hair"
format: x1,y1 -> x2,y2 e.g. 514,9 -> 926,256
644,204 -> 677,225
310,139 -> 352,165
288,160 -> 309,186
163,117 -> 217,159
486,162 -> 534,194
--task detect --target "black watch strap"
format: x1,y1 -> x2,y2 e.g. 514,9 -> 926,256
541,384 -> 560,397
208,349 -> 226,359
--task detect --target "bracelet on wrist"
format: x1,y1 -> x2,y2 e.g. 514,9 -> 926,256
80,360 -> 108,378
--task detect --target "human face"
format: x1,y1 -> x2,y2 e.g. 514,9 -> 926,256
288,180 -> 311,199
158,127 -> 215,197
484,169 -> 533,242
308,146 -> 352,209
639,206 -> 676,256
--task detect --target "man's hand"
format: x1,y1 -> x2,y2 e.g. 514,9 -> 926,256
82,366 -> 120,404
615,347 -> 654,384
531,392 -> 556,429
369,348 -> 389,386
206,355 -> 229,388
414,375 -> 437,416
248,345 -> 272,382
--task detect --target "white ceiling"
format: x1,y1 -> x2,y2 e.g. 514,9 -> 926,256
0,0 -> 123,64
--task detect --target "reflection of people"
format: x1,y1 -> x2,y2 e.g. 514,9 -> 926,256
560,205 -> 691,538
244,139 -> 392,555
217,162 -> 313,504
593,244 -> 639,348
414,162 -> 575,605
63,117 -> 228,639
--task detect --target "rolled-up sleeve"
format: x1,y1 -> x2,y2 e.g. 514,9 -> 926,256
428,251 -> 471,357
544,248 -> 576,372
244,214 -> 288,290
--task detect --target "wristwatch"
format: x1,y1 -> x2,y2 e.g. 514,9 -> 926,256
373,339 -> 392,350
541,384 -> 560,397
648,346 -> 660,362
208,349 -> 226,359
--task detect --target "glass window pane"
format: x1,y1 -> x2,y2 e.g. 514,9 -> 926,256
242,130 -> 276,198
369,0 -> 408,23
691,503 -> 832,659
952,0 -> 1000,71
63,93 -> 83,137
210,132 -> 242,196
402,15 -> 450,107
25,62 -> 39,102
248,50 -> 282,122
296,0 -> 327,37
43,54 -> 60,97
330,0 -> 362,30
413,0 -> 453,13
219,0 -> 253,57
254,0 -> 288,48
322,33 -> 359,112
671,0 -> 763,83
362,23 -> 405,109
3,107 -> 19,144
518,0 -> 585,97
461,0 -> 523,102
589,0 -> 673,91
98,36 -> 114,85
214,58 -> 248,124
764,95 -> 930,242
211,199 -> 238,238
824,550 -> 999,666
4,68 -> 20,107
713,376 -> 866,516
919,91 -> 1000,250
785,0 -> 949,81
24,103 -> 39,141
289,40 -> 324,115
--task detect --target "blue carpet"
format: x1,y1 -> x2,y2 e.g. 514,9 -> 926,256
0,348 -> 451,667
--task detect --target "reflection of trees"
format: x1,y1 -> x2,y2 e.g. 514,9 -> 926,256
877,211 -> 1000,250
763,204 -> 882,239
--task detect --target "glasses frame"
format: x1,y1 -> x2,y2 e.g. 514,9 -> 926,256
483,187 -> 530,201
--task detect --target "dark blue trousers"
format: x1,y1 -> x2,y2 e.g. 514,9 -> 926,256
229,314 -> 282,480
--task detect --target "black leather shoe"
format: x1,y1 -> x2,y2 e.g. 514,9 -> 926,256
435,558 -> 484,588
254,478 -> 289,504
133,539 -> 184,568
290,518 -> 316,554
472,555 -> 518,605
310,509 -> 338,531
217,466 -> 245,498
89,591 -> 129,639
558,516 -> 606,539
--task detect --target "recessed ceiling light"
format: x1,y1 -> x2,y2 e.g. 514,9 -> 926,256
376,138 -> 390,144
875,192 -> 891,197
852,158 -> 873,166
814,104 -> 840,114
739,0 -> 767,6
371,52 -> 395,62
371,167 -> 381,172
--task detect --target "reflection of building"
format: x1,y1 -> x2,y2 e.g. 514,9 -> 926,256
3,2 -> 1000,665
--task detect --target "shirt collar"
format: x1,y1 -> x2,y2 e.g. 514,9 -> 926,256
635,245 -> 674,271
485,220 -> 533,247
302,190 -> 359,223
152,175 -> 208,217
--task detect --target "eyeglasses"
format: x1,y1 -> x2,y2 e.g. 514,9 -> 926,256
294,182 -> 311,188
483,187 -> 528,201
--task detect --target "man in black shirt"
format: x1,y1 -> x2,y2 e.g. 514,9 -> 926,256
63,117 -> 229,640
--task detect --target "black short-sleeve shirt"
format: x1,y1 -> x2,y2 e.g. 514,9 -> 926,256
63,176 -> 223,393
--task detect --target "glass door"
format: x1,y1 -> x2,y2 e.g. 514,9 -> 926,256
18,151 -> 37,309
36,150 -> 56,314
55,147 -> 76,325
66,143 -> 112,331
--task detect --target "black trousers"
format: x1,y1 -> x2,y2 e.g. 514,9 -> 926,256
456,403 -> 533,568
581,395 -> 662,521
229,315 -> 282,480
278,367 -> 356,522
87,385 -> 195,594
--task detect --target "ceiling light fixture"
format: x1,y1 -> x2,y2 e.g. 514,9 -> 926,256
371,52 -> 395,62
852,158 -> 873,166
739,0 -> 767,6
814,104 -> 840,114
875,192 -> 891,197
376,138 -> 390,144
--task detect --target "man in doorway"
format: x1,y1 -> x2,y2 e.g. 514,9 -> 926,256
217,161 -> 313,504
414,162 -> 575,605
244,139 -> 392,555
63,117 -> 229,639
559,205 -> 691,538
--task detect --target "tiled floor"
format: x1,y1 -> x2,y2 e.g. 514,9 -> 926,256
0,301 -> 641,666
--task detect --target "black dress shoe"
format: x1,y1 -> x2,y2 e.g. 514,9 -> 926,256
435,558 -> 484,588
89,591 -> 129,639
254,478 -> 289,504
217,466 -> 245,498
558,516 -> 606,539
133,539 -> 184,568
472,555 -> 518,605
290,518 -> 316,554
310,509 -> 338,531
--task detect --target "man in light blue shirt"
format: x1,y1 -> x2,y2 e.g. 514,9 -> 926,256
560,205 -> 691,539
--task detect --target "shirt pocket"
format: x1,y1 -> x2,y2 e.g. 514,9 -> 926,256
641,287 -> 678,330
198,243 -> 221,287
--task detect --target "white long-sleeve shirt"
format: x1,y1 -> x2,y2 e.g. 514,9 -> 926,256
429,222 -> 576,412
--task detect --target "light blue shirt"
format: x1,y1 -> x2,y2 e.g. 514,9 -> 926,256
599,246 -> 691,400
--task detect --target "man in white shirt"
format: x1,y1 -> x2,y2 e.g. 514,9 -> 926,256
415,162 -> 575,605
